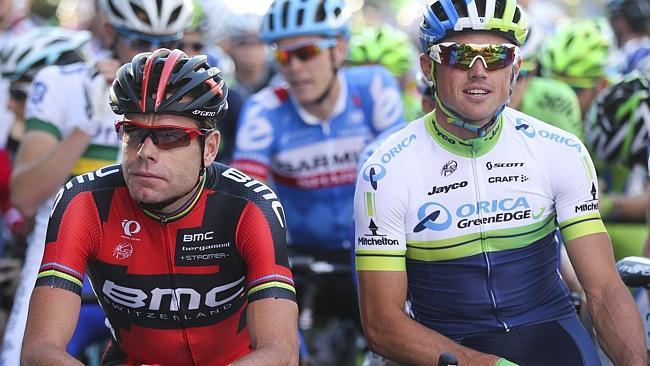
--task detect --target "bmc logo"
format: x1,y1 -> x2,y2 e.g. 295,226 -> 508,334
183,231 -> 215,242
121,220 -> 141,236
102,277 -> 245,311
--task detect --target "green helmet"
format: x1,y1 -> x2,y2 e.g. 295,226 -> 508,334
539,18 -> 612,89
586,71 -> 650,168
348,25 -> 415,78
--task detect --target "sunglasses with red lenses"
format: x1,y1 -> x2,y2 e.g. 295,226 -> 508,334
429,42 -> 519,71
114,120 -> 212,150
274,38 -> 337,66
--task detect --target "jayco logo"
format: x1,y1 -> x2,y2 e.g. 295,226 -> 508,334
122,220 -> 141,236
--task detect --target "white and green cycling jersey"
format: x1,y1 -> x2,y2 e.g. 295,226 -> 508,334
353,107 -> 606,339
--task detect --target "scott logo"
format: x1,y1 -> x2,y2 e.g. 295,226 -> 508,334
486,162 -> 524,170
121,220 -> 141,236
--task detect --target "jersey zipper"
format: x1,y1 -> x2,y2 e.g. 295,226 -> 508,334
470,142 -> 509,332
161,217 -> 197,365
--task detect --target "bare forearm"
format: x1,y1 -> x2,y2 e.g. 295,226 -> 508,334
11,130 -> 91,217
608,193 -> 648,221
21,342 -> 83,366
365,313 -> 500,366
231,345 -> 298,366
588,282 -> 646,365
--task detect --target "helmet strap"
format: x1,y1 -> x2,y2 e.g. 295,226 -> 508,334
430,61 -> 508,138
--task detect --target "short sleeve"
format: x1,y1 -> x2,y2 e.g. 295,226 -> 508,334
354,152 -> 408,271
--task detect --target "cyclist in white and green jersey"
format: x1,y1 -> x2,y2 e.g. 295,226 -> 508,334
354,0 -> 646,365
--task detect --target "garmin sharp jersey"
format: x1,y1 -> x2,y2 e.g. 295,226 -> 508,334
354,108 -> 607,339
232,65 -> 404,250
36,163 -> 296,366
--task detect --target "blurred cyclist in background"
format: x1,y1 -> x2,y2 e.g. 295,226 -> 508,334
232,0 -> 404,362
539,18 -> 612,118
221,9 -> 277,99
607,0 -> 650,75
180,0 -> 243,164
348,24 -> 421,121
2,0 -> 194,363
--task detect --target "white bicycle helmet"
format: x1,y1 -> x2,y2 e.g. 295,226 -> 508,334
99,0 -> 194,36
1,26 -> 91,82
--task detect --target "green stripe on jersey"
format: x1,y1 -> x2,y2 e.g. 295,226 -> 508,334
424,112 -> 503,158
25,117 -> 62,139
406,214 -> 557,261
559,213 -> 606,242
356,249 -> 406,271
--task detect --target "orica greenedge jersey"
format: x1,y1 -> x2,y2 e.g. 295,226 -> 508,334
354,108 -> 606,339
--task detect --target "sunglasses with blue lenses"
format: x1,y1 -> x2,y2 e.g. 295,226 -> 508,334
115,27 -> 182,51
429,42 -> 520,71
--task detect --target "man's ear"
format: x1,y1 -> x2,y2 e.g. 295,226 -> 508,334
203,130 -> 220,166
333,37 -> 348,67
419,53 -> 433,81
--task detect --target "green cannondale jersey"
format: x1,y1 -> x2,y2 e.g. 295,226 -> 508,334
519,77 -> 583,141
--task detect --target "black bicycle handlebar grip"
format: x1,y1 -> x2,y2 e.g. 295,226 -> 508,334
438,352 -> 459,366
617,256 -> 650,288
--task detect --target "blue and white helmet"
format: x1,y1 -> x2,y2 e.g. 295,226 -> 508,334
419,0 -> 529,53
261,0 -> 351,43
0,26 -> 91,81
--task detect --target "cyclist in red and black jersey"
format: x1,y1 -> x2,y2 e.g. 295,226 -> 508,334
21,49 -> 298,366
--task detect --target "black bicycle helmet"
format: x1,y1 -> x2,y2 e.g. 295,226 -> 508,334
586,71 -> 650,167
109,48 -> 228,128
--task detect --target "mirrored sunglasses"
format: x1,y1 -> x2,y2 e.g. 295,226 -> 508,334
274,39 -> 337,66
429,42 -> 519,71
114,120 -> 212,150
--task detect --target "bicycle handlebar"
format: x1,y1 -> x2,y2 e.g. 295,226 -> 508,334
617,256 -> 650,288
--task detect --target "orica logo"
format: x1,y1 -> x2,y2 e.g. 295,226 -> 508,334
515,118 -> 581,152
362,164 -> 386,190
414,202 -> 452,232
121,220 -> 141,236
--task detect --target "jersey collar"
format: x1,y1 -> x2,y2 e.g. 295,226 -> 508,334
425,111 -> 503,158
140,172 -> 206,223
292,71 -> 347,125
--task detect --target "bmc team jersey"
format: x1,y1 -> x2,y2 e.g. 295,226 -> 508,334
232,65 -> 403,250
519,77 -> 583,141
354,108 -> 607,340
35,163 -> 296,365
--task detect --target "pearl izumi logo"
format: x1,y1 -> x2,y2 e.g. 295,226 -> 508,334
121,220 -> 141,237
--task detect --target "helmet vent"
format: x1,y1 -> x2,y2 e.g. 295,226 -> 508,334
281,1 -> 290,29
297,9 -> 305,26
108,0 -> 125,20
315,1 -> 326,22
431,2 -> 447,22
169,5 -> 182,24
130,2 -> 150,25
156,0 -> 163,17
